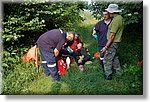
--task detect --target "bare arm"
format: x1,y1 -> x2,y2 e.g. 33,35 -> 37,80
101,32 -> 115,54
92,29 -> 97,36
106,32 -> 115,48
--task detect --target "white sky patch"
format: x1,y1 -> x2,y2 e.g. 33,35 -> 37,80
81,0 -> 91,4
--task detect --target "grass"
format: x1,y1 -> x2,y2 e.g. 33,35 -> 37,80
3,10 -> 143,95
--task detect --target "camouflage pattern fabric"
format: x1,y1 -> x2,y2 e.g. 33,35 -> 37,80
103,43 -> 121,77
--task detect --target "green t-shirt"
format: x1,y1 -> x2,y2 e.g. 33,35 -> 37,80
107,15 -> 124,42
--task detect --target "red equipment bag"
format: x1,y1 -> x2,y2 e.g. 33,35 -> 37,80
57,59 -> 66,75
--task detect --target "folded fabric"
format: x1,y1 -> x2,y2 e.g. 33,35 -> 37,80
22,45 -> 38,69
94,51 -> 100,58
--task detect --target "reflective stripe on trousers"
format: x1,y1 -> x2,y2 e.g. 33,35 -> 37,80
42,61 -> 56,67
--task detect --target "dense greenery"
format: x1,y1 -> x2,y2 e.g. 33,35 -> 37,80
2,1 -> 143,95
3,1 -> 86,47
89,1 -> 143,25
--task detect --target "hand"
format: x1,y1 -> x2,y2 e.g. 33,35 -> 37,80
54,48 -> 59,57
78,59 -> 83,63
101,47 -> 107,54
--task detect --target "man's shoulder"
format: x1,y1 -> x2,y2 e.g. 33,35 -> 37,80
113,15 -> 123,20
94,20 -> 104,27
49,29 -> 61,34
98,20 -> 105,24
42,29 -> 63,40
111,15 -> 122,24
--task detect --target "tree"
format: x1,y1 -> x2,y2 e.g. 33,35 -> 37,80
89,1 -> 143,25
3,1 -> 86,49
2,1 -> 87,71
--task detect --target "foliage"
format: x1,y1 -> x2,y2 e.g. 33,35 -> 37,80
3,61 -> 39,94
3,1 -> 86,50
88,1 -> 143,25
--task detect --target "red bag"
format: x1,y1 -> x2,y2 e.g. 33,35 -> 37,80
57,59 -> 66,75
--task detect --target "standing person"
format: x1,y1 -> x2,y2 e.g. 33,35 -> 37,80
92,11 -> 111,72
101,4 -> 124,80
37,29 -> 74,81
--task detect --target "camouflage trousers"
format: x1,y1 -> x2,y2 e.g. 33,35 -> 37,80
103,43 -> 121,77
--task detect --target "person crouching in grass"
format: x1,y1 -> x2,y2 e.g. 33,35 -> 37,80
74,42 -> 92,71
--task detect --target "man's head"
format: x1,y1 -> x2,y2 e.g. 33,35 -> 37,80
66,32 -> 75,41
77,42 -> 83,49
105,4 -> 122,17
102,11 -> 110,20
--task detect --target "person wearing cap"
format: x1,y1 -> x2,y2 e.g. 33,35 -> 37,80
37,29 -> 74,81
92,11 -> 111,72
101,4 -> 124,80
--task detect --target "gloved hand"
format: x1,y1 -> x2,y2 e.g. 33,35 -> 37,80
66,47 -> 73,54
93,34 -> 98,40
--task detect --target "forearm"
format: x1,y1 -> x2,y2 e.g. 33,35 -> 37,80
105,32 -> 115,49
101,32 -> 115,54
92,29 -> 96,35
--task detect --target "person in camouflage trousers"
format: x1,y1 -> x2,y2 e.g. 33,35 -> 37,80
103,43 -> 121,79
101,4 -> 124,80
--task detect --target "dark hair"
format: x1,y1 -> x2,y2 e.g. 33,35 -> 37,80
79,42 -> 84,46
103,10 -> 107,12
114,12 -> 120,14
